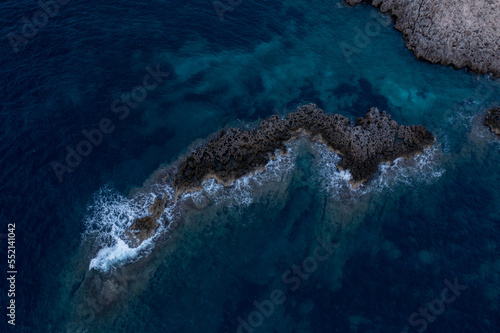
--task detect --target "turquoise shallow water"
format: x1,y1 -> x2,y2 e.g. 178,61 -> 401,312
0,0 -> 499,332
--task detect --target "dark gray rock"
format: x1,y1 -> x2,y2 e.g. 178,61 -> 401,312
125,104 -> 434,247
174,104 -> 434,190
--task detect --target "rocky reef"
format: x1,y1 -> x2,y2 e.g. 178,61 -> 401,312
123,104 -> 434,247
174,104 -> 433,190
345,0 -> 500,77
485,107 -> 500,136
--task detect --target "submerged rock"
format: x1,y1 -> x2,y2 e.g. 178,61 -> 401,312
345,0 -> 500,77
485,107 -> 500,136
124,104 -> 434,247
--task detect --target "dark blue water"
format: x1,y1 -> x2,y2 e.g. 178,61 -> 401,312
0,0 -> 499,332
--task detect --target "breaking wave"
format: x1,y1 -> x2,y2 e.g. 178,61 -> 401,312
183,140 -> 299,208
84,185 -> 174,272
313,142 -> 444,197
84,138 -> 443,272
84,141 -> 299,272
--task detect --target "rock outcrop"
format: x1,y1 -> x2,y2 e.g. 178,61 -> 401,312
485,107 -> 500,136
121,196 -> 170,247
174,104 -> 434,191
122,216 -> 159,248
124,104 -> 434,247
345,0 -> 500,77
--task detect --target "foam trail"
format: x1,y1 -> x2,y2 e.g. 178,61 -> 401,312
370,144 -> 444,191
313,142 -> 444,197
313,143 -> 355,196
183,140 -> 299,208
88,238 -> 155,272
84,186 -> 171,272
86,139 -> 443,271
85,141 -> 299,272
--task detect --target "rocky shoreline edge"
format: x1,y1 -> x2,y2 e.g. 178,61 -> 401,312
345,0 -> 500,77
122,104 -> 434,247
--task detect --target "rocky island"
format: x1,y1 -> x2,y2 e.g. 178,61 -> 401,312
122,104 -> 434,247
485,107 -> 500,136
345,0 -> 500,77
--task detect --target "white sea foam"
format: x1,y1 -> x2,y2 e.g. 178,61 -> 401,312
314,145 -> 353,195
183,140 -> 299,208
369,144 -> 444,191
88,237 -> 155,272
313,142 -> 444,197
85,138 -> 444,271
85,141 -> 298,272
84,185 -> 174,272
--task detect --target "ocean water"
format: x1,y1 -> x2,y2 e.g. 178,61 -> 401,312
0,0 -> 499,332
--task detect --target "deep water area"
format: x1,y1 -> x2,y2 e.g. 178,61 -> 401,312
0,0 -> 499,332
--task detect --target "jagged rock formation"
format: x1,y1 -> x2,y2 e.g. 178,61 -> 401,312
174,104 -> 434,191
485,107 -> 500,136
345,0 -> 500,77
123,104 -> 434,247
